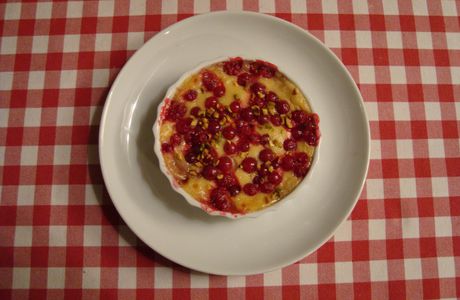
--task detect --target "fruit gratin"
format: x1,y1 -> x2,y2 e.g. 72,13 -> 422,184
157,57 -> 320,216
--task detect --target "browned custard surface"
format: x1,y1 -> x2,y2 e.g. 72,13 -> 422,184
159,58 -> 320,214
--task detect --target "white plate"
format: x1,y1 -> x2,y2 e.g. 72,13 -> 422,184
99,11 -> 370,275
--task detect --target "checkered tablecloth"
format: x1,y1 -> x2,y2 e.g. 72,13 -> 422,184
1,1 -> 459,299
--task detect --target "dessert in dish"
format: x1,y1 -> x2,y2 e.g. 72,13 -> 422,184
156,57 -> 320,216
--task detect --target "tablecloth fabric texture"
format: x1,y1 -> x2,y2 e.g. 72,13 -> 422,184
1,1 -> 459,299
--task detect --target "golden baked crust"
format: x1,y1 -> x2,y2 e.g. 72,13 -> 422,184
159,58 -> 320,214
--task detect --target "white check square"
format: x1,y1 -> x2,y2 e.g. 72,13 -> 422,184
389,66 -> 407,84
154,267 -> 172,288
63,35 -> 80,53
51,185 -> 68,205
386,32 -> 403,49
359,66 -> 376,84
366,179 -> 384,200
60,70 -> 77,88
434,216 -> 452,237
404,259 -> 422,280
14,226 -> 33,247
368,219 -> 386,240
402,217 -> 420,238
324,30 -> 341,48
335,262 -> 353,283
82,268 -> 100,289
299,263 -> 318,285
424,102 -> 441,120
28,71 -> 46,89
396,139 -> 414,159
24,108 -> 42,127
428,139 -> 445,158
393,102 -> 411,120
190,272 -> 210,288
1,36 -> 17,54
49,226 -> 67,246
399,178 -> 417,198
370,260 -> 388,281
21,146 -> 38,165
355,30 -> 372,48
53,145 -> 71,165
264,270 -> 281,286
17,185 -> 35,206
437,257 -> 456,278
56,106 -> 74,126
47,268 -> 65,289
32,35 -> 49,54
118,268 -> 137,289
83,225 -> 101,246
13,268 -> 30,289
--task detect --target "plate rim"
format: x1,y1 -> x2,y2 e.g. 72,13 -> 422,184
99,11 -> 371,275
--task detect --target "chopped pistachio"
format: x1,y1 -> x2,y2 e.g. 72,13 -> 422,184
286,118 -> 293,128
217,174 -> 224,179
191,119 -> 198,127
213,112 -> 219,119
268,166 -> 274,172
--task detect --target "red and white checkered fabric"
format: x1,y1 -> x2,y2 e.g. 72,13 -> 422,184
1,1 -> 459,299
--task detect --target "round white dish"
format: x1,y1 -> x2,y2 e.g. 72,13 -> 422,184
99,11 -> 370,275
152,56 -> 321,219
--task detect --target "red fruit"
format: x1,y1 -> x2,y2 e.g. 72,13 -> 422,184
176,118 -> 192,134
259,149 -> 275,162
193,131 -> 208,144
190,106 -> 201,117
275,100 -> 290,114
243,183 -> 258,196
252,175 -> 263,184
161,143 -> 172,153
166,101 -> 186,121
183,89 -> 197,101
248,134 -> 260,144
241,157 -> 257,173
270,115 -> 282,126
251,94 -> 267,107
202,165 -> 218,180
238,140 -> 250,152
292,110 -> 307,123
202,70 -> 221,91
210,187 -> 231,211
230,101 -> 241,113
280,155 -> 295,171
283,138 -> 297,151
240,107 -> 254,122
260,182 -> 275,193
259,134 -> 270,145
294,165 -> 309,178
224,142 -> 237,155
306,133 -> 319,146
237,72 -> 251,86
249,60 -> 277,78
228,184 -> 241,196
218,174 -> 237,187
265,91 -> 278,102
170,133 -> 181,146
223,126 -> 236,140
223,57 -> 243,75
218,156 -> 233,173
258,115 -> 270,125
258,165 -> 270,176
271,157 -> 280,169
208,120 -> 221,134
213,85 -> 225,97
185,151 -> 197,163
291,126 -> 304,140
293,152 -> 309,166
268,171 -> 282,185
250,82 -> 266,94
205,96 -> 218,109
235,119 -> 247,129
239,124 -> 252,136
